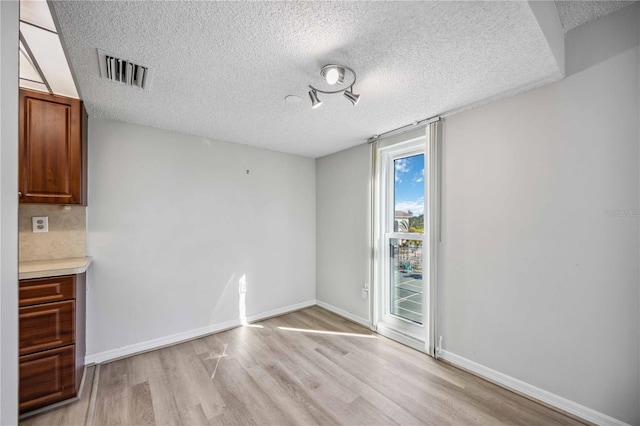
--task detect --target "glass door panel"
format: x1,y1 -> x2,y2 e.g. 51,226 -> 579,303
388,153 -> 425,327
389,238 -> 423,324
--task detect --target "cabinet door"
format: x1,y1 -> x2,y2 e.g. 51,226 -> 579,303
19,301 -> 74,355
19,89 -> 86,205
19,345 -> 75,413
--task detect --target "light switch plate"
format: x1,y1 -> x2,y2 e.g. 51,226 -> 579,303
32,216 -> 48,233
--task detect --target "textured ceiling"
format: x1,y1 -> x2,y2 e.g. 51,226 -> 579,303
555,1 -> 636,32
52,1 -> 561,158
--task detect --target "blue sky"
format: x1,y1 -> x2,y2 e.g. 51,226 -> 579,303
394,154 -> 425,216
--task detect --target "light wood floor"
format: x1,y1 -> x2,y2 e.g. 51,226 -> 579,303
22,307 -> 584,426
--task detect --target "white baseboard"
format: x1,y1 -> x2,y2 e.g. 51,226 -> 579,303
245,299 -> 317,323
85,299 -> 316,365
315,300 -> 370,327
439,350 -> 630,426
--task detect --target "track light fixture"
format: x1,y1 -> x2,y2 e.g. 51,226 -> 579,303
308,64 -> 360,109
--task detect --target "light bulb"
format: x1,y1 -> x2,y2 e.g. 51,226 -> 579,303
325,68 -> 339,85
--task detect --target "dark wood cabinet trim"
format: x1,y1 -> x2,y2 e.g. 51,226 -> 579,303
74,273 -> 86,392
81,104 -> 88,205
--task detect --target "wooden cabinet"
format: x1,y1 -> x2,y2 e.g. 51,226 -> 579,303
18,274 -> 86,414
19,89 -> 87,205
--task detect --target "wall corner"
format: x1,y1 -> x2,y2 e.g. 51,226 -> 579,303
528,1 -> 565,78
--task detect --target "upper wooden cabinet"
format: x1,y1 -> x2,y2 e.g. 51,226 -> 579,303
19,89 -> 87,205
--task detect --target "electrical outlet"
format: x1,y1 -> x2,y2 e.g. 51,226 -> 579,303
32,216 -> 48,233
239,276 -> 247,293
360,288 -> 369,299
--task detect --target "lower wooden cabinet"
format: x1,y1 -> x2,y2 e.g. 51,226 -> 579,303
18,274 -> 85,414
19,346 -> 75,413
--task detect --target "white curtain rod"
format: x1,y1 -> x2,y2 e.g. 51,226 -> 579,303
367,116 -> 441,144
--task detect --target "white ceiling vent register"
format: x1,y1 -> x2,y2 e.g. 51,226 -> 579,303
97,49 -> 154,90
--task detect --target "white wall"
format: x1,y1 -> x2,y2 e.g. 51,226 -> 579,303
440,4 -> 639,424
316,143 -> 370,321
0,1 -> 19,424
86,119 -> 315,356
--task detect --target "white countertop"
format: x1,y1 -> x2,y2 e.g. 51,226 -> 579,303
19,256 -> 93,280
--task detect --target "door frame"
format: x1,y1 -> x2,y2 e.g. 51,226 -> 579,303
371,121 -> 442,357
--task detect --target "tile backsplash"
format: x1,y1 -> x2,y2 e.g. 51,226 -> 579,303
19,204 -> 86,261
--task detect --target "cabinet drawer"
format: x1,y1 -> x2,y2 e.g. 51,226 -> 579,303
19,301 -> 74,355
19,345 -> 75,413
19,275 -> 75,307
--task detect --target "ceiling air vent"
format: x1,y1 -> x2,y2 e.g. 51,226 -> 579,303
97,49 -> 154,91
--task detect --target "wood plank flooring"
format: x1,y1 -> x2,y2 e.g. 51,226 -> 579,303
21,307 -> 584,425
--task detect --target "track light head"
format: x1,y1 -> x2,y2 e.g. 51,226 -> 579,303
321,64 -> 345,85
343,88 -> 360,107
309,89 -> 322,109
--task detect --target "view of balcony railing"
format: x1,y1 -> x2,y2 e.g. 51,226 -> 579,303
389,238 -> 423,324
